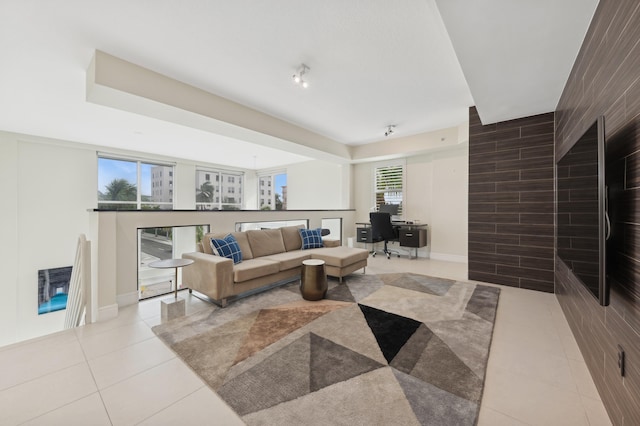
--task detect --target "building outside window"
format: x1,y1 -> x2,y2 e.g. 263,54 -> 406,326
196,168 -> 243,210
97,156 -> 174,210
258,171 -> 286,210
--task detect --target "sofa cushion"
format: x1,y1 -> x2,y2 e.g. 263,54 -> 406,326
204,232 -> 254,260
309,247 -> 369,267
233,258 -> 280,283
262,251 -> 312,271
300,228 -> 324,249
210,234 -> 243,264
247,229 -> 286,258
322,239 -> 341,248
281,225 -> 305,251
201,233 -> 217,255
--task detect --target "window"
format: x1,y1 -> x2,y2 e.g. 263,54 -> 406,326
258,172 -> 286,210
138,224 -> 209,300
196,168 -> 244,210
98,156 -> 174,210
236,219 -> 307,232
374,162 -> 404,215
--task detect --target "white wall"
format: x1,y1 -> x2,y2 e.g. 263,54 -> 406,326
353,145 -> 468,260
243,170 -> 258,209
12,138 -> 96,344
0,137 -> 19,346
174,163 -> 196,209
410,147 -> 468,260
353,162 -> 375,222
286,160 -> 350,209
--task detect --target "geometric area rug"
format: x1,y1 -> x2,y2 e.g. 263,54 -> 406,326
152,273 -> 500,425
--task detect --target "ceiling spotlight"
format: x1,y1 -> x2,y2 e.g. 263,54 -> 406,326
292,64 -> 310,89
385,125 -> 396,137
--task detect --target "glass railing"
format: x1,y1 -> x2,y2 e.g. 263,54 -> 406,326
137,224 -> 210,300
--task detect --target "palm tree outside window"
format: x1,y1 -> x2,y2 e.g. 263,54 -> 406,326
98,156 -> 174,210
195,169 -> 243,210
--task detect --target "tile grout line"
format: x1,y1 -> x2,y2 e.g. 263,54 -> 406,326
76,326 -> 115,425
132,385 -> 207,425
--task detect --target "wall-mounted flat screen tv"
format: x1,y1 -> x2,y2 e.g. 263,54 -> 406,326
556,116 -> 609,305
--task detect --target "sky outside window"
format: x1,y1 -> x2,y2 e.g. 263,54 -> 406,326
98,158 -> 153,195
274,173 -> 286,196
98,158 -> 136,194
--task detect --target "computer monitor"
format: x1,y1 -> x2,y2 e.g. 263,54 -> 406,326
378,204 -> 399,215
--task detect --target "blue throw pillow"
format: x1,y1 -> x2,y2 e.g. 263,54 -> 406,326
210,234 -> 243,264
299,228 -> 324,250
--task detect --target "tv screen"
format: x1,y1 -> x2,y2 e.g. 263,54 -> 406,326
556,116 -> 608,305
379,204 -> 399,215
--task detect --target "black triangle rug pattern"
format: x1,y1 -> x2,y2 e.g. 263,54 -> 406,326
358,303 -> 422,363
357,302 -> 484,402
152,272 -> 500,425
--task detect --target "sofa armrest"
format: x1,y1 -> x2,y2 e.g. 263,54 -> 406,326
322,238 -> 341,248
181,252 -> 234,302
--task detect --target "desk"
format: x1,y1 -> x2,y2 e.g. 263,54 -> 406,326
356,222 -> 428,259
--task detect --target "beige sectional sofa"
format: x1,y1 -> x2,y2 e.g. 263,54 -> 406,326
181,226 -> 369,307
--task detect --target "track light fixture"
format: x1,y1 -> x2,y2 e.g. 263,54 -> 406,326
292,64 -> 310,89
385,125 -> 396,137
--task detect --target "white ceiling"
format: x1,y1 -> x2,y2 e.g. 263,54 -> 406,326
0,0 -> 598,170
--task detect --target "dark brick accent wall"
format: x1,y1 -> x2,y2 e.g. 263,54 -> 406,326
468,107 -> 555,292
555,0 -> 640,423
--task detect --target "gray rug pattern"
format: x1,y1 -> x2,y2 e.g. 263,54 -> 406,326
153,273 -> 500,425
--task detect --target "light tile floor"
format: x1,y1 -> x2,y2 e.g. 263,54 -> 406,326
0,256 -> 612,425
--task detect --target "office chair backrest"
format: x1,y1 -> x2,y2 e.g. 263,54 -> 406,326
378,203 -> 399,216
370,212 -> 397,241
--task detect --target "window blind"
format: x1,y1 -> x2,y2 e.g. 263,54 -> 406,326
374,164 -> 403,214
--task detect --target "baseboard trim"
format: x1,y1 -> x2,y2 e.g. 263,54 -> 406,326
429,252 -> 468,263
97,303 -> 118,322
117,291 -> 139,307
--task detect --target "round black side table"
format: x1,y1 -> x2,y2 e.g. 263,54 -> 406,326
300,259 -> 328,301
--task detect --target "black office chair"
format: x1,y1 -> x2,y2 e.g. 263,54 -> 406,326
369,212 -> 400,259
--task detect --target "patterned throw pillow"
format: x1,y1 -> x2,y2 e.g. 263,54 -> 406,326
210,234 -> 243,264
299,228 -> 324,250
